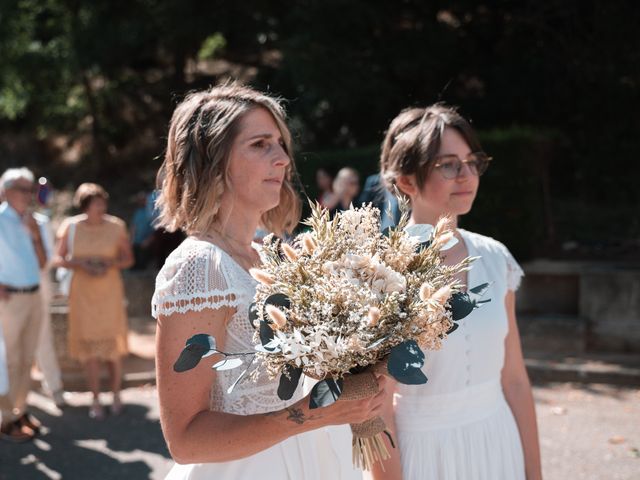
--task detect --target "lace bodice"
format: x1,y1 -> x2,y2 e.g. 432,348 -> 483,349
152,237 -> 303,415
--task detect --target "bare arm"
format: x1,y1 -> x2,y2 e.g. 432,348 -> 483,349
501,291 -> 543,480
157,306 -> 387,464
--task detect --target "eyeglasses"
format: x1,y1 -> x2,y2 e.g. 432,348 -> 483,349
433,152 -> 492,179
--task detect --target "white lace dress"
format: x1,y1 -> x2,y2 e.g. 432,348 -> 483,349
152,237 -> 360,480
394,229 -> 526,480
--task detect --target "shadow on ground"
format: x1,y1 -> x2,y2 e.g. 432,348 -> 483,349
0,399 -> 171,479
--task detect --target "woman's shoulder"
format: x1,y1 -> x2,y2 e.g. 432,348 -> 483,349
158,237 -> 225,277
459,229 -> 510,257
57,214 -> 85,235
104,214 -> 126,228
152,238 -> 241,318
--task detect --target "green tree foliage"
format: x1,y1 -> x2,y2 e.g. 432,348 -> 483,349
0,0 -> 638,255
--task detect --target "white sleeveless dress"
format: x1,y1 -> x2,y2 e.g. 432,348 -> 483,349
394,229 -> 526,480
152,237 -> 361,480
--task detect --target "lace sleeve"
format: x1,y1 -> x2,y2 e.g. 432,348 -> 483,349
499,243 -> 524,291
151,242 -> 244,318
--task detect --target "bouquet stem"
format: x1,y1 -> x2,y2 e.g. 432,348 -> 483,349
341,371 -> 392,471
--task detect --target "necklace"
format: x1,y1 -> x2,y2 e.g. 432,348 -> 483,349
195,229 -> 258,270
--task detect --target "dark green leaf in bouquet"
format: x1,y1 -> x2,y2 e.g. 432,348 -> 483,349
469,282 -> 491,296
387,340 -> 428,385
264,293 -> 291,310
447,292 -> 476,321
173,333 -> 218,372
259,320 -> 276,349
173,343 -> 209,372
248,302 -> 260,329
446,322 -> 459,334
277,365 -> 303,400
187,333 -> 217,355
309,378 -> 344,409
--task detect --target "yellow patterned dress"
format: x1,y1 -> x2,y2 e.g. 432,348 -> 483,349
61,215 -> 129,362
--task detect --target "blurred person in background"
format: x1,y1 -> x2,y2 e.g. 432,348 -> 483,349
358,172 -> 401,231
33,177 -> 67,409
314,166 -> 335,208
328,167 -> 360,217
130,191 -> 155,270
53,183 -> 134,420
0,167 -> 48,442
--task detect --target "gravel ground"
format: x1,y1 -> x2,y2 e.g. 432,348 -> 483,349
1,382 -> 638,479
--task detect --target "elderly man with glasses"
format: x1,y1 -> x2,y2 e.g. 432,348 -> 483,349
0,167 -> 49,442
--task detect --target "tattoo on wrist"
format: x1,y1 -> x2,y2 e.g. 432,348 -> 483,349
285,407 -> 305,425
264,406 -> 307,425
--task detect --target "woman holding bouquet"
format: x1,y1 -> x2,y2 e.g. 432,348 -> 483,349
375,105 -> 542,479
152,83 -> 385,479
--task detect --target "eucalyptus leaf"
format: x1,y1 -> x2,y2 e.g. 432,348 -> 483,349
446,322 -> 459,334
469,282 -> 491,297
254,342 -> 281,353
277,365 -> 303,400
173,343 -> 208,372
186,333 -> 217,351
248,302 -> 260,329
212,357 -> 244,371
259,320 -> 275,348
264,293 -> 291,310
387,340 -> 427,385
404,223 -> 434,243
447,291 -> 476,321
439,236 -> 459,251
309,378 -> 344,409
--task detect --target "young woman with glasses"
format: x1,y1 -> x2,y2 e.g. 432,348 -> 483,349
371,104 -> 542,480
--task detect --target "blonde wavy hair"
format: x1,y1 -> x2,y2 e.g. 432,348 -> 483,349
155,83 -> 301,236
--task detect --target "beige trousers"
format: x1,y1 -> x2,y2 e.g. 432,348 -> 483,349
0,291 -> 43,424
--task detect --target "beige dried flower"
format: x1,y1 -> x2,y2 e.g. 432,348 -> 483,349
249,268 -> 276,285
432,285 -> 452,305
281,243 -> 299,262
367,306 -> 381,326
301,233 -> 317,254
265,304 -> 287,329
419,282 -> 434,301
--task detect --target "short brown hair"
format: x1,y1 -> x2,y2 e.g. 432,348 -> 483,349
380,104 -> 483,192
155,83 -> 301,236
73,183 -> 109,212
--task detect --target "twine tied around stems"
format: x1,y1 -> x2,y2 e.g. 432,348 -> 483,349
340,371 -> 394,471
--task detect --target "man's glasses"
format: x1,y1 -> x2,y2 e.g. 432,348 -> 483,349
433,152 -> 492,179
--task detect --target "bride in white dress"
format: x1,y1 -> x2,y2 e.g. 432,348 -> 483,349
152,84 -> 383,479
373,104 -> 542,480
